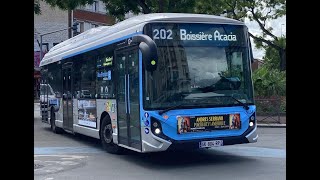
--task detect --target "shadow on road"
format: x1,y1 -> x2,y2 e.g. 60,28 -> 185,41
119,149 -> 257,169
41,125 -> 102,148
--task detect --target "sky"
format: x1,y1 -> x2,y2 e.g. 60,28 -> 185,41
245,15 -> 286,60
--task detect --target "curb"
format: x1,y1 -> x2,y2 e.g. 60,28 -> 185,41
257,124 -> 286,128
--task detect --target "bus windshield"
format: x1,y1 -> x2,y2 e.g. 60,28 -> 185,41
143,23 -> 254,110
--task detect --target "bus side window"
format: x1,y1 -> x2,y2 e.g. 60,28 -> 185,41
96,52 -> 114,99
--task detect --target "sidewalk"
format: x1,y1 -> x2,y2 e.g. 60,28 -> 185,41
256,115 -> 286,128
34,102 -> 285,128
34,102 -> 40,119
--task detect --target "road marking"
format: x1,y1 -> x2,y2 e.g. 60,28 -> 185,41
211,146 -> 286,158
34,146 -> 286,158
34,147 -> 104,155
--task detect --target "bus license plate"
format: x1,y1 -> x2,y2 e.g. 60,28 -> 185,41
199,140 -> 223,148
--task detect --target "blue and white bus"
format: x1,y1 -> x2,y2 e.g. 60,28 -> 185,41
40,13 -> 258,154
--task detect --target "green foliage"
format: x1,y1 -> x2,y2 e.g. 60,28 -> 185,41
101,0 -> 197,21
40,0 -> 197,21
42,0 -> 94,10
253,61 -> 286,114
261,37 -> 286,70
252,65 -> 286,97
34,0 -> 41,14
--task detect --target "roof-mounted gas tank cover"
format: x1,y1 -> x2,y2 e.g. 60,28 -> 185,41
132,34 -> 158,72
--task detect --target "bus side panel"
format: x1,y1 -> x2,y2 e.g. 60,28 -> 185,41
96,99 -> 118,144
56,98 -> 63,122
73,99 -> 78,126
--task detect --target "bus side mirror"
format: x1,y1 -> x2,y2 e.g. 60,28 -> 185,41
132,34 -> 158,72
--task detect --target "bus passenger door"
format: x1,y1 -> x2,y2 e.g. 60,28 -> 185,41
115,46 -> 141,151
62,64 -> 73,131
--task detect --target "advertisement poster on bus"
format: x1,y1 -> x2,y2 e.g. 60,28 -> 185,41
78,99 -> 97,128
177,114 -> 241,134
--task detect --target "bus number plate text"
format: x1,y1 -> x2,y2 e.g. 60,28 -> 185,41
199,140 -> 223,148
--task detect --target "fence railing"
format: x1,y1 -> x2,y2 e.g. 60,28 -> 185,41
255,97 -> 286,124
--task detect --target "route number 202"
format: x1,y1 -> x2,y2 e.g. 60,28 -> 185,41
153,29 -> 173,39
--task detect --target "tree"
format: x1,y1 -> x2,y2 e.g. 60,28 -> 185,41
34,0 -> 41,14
38,0 -> 196,20
261,37 -> 286,70
41,0 -> 94,10
252,65 -> 286,97
101,0 -> 196,20
195,0 -> 286,71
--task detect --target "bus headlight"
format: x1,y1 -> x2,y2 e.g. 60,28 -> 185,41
150,117 -> 170,140
249,113 -> 256,127
155,128 -> 161,134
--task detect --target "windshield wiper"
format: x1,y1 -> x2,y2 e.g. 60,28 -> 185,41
220,95 -> 249,110
158,103 -> 185,115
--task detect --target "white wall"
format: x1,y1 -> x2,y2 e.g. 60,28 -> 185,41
34,1 -> 69,51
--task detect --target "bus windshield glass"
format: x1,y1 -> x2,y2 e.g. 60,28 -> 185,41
143,23 -> 254,110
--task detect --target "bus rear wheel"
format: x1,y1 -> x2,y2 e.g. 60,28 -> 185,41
100,116 -> 122,154
50,110 -> 63,134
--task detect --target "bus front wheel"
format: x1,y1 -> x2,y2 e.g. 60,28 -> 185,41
100,116 -> 123,154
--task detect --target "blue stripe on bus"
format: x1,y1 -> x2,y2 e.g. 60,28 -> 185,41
62,32 -> 142,59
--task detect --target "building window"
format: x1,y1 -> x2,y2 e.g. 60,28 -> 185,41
41,43 -> 49,52
80,22 -> 84,33
93,1 -> 99,12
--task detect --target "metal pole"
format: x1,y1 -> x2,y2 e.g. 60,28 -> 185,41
40,35 -> 43,61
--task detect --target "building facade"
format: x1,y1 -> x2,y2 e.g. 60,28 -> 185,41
73,1 -> 115,35
34,0 -> 115,99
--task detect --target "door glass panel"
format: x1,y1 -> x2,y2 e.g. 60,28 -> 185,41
115,47 -> 141,150
128,51 -> 141,149
63,70 -> 68,128
116,53 -> 128,145
62,66 -> 73,131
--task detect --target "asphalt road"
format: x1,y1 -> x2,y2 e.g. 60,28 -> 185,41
34,104 -> 286,180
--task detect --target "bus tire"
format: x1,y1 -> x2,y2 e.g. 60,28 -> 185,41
50,110 -> 63,134
100,116 -> 122,154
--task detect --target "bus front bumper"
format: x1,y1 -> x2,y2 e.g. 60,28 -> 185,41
141,125 -> 258,153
